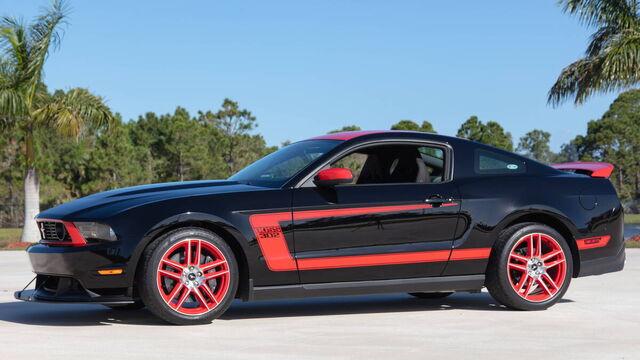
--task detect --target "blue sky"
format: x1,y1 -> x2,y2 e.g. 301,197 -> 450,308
0,1 -> 619,150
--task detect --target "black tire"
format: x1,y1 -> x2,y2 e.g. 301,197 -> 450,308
486,223 -> 573,311
408,292 -> 453,299
138,227 -> 239,325
104,301 -> 145,311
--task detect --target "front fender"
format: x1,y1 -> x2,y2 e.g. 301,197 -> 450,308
126,212 -> 252,287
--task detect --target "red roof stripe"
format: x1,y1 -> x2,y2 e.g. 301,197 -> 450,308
306,130 -> 391,141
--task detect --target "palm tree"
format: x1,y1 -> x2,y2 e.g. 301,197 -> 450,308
0,1 -> 112,242
549,0 -> 640,106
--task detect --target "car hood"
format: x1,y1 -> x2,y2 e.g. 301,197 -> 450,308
37,180 -> 266,220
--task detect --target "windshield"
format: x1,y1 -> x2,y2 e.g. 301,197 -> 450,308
229,140 -> 340,187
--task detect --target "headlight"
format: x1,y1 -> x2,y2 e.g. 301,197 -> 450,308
74,222 -> 117,242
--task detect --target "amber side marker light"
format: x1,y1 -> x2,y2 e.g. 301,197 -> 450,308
98,269 -> 124,275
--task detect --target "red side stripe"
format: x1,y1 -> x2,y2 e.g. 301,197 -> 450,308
249,212 -> 297,271
298,250 -> 452,270
293,203 -> 455,221
450,248 -> 492,261
249,203 -> 493,272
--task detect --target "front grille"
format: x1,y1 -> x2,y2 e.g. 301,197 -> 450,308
38,221 -> 70,242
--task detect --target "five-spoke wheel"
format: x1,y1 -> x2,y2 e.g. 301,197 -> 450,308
139,228 -> 238,324
487,223 -> 573,310
507,233 -> 567,302
156,238 -> 231,315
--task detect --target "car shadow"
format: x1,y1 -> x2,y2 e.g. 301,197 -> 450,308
0,301 -> 165,326
222,292 -> 506,320
0,292 -> 574,327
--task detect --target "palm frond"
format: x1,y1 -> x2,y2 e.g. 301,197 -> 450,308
559,0 -> 638,28
0,87 -> 28,118
587,25 -> 620,56
0,56 -> 28,118
0,17 -> 29,75
0,1 -> 68,108
549,29 -> 640,105
25,0 -> 68,98
29,0 -> 68,54
32,88 -> 113,138
550,1 -> 640,105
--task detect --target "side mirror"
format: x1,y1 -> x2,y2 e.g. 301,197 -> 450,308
314,168 -> 353,187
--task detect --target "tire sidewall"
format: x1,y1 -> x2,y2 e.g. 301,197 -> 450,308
495,224 -> 573,310
140,228 -> 239,324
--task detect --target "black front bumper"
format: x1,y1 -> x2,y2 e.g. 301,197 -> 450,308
14,275 -> 136,305
27,244 -> 132,289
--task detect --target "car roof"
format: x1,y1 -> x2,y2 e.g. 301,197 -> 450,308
306,130 -> 392,141
305,130 -> 459,143
304,130 -> 560,175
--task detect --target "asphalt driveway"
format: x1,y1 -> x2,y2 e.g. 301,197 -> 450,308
0,250 -> 638,359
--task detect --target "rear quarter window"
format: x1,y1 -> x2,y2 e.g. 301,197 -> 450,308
474,149 -> 526,175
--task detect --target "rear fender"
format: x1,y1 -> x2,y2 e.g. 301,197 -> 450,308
496,209 -> 581,277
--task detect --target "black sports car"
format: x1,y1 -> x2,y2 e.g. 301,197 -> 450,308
15,130 -> 625,325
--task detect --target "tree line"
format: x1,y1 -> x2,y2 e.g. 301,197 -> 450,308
5,86 -> 639,227
0,96 -> 273,227
4,0 -> 640,237
332,89 -> 640,207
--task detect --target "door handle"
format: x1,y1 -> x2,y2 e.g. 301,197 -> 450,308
424,195 -> 459,206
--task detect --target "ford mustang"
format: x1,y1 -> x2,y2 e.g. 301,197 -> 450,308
14,130 -> 625,325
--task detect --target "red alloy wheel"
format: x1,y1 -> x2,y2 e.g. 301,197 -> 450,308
156,239 -> 230,315
506,233 -> 567,302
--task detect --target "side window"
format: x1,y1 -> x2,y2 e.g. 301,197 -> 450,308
331,152 -> 368,183
417,147 -> 445,183
474,149 -> 526,175
327,144 -> 448,185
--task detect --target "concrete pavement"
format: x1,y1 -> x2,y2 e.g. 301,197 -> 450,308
0,250 -> 638,359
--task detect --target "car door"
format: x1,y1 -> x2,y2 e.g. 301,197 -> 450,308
292,141 -> 461,284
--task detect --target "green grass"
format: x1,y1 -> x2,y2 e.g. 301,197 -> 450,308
0,228 -> 26,250
0,228 -> 21,245
626,240 -> 640,248
624,213 -> 640,224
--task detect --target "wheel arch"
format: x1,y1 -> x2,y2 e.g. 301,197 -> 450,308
130,212 -> 252,300
498,212 -> 581,277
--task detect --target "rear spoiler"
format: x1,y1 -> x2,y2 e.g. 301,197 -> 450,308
551,162 -> 614,178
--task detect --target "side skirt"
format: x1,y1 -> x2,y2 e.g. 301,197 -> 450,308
247,274 -> 485,301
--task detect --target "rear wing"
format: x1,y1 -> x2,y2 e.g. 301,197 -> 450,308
551,162 -> 614,178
